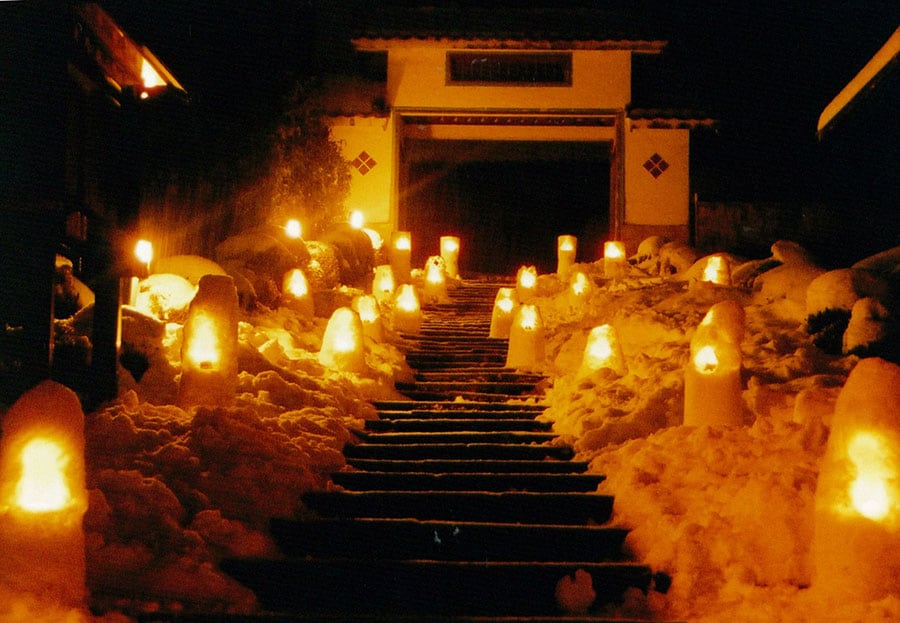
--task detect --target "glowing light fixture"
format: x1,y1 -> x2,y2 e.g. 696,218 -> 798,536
349,210 -> 365,229
812,358 -> 900,603
490,287 -> 518,339
285,219 -> 303,240
134,238 -> 153,275
352,294 -> 384,342
372,264 -> 396,304
516,265 -> 538,303
390,231 -> 412,283
281,268 -> 314,317
700,254 -> 731,286
178,275 -> 239,407
318,307 -> 367,373
506,303 -> 545,371
440,236 -> 461,279
603,241 -> 627,279
392,284 -> 422,334
578,324 -> 627,378
683,306 -> 743,427
0,381 -> 89,609
557,235 -> 577,280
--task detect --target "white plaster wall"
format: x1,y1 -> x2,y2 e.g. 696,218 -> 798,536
329,116 -> 395,229
624,126 -> 689,226
387,49 -> 631,110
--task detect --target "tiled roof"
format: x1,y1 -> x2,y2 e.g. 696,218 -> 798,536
351,6 -> 665,51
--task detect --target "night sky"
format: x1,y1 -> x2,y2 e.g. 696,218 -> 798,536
97,1 -> 900,260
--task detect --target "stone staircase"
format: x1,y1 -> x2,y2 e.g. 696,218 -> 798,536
215,279 -> 669,622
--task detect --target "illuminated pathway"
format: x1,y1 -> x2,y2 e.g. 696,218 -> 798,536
222,279 -> 671,621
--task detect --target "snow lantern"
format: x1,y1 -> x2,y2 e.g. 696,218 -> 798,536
285,218 -> 303,240
700,254 -> 731,286
440,236 -> 461,279
812,357 -> 900,603
516,265 -> 538,303
318,307 -> 367,373
506,303 -> 545,371
578,324 -> 627,378
683,305 -> 743,427
390,231 -> 412,283
178,274 -> 239,408
352,294 -> 384,342
567,270 -> 594,308
134,238 -> 153,276
695,299 -> 745,347
422,256 -> 449,304
392,284 -> 423,334
349,210 -> 365,229
281,268 -> 314,317
489,287 -> 518,339
0,381 -> 88,609
557,235 -> 577,280
372,264 -> 396,304
603,241 -> 627,279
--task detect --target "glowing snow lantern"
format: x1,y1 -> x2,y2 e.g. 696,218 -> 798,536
372,264 -> 396,304
178,274 -> 239,408
557,235 -> 577,280
516,265 -> 538,303
812,358 -> 900,603
349,210 -> 365,229
506,303 -> 545,371
566,270 -> 594,308
422,256 -> 449,304
695,299 -> 745,347
440,236 -> 461,279
682,311 -> 743,427
0,381 -> 88,609
318,307 -> 367,373
285,218 -> 303,240
603,241 -> 627,279
390,231 -> 412,283
578,324 -> 627,378
700,254 -> 731,286
281,268 -> 314,317
352,294 -> 384,342
392,283 -> 423,334
489,287 -> 518,339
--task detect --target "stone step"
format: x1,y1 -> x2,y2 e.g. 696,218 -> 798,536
221,558 -> 652,617
376,409 -> 546,420
331,471 -> 604,492
302,490 -> 613,524
344,443 -> 573,461
413,371 -> 543,383
396,381 -> 539,395
135,614 -> 664,623
365,418 -> 551,432
355,431 -> 559,445
398,390 -> 535,402
269,518 -> 628,562
405,354 -> 508,366
346,458 -> 590,474
373,401 -> 546,412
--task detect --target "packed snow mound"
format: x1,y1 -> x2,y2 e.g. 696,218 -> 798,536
153,255 -> 228,285
805,268 -> 889,317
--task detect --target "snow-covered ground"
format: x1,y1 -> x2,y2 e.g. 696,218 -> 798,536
2,237 -> 899,622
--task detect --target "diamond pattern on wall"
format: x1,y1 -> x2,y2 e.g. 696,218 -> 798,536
351,151 -> 377,175
643,153 -> 670,179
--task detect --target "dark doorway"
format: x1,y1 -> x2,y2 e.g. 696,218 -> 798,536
401,140 -> 609,275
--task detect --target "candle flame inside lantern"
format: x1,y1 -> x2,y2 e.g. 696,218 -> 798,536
518,266 -> 537,289
134,239 -> 153,266
15,438 -> 71,513
847,432 -> 893,520
570,272 -> 589,296
559,238 -> 575,252
285,219 -> 302,239
702,255 -> 730,285
187,314 -> 221,370
426,262 -> 445,285
284,268 -> 309,298
604,241 -> 625,260
442,238 -> 459,253
518,305 -> 539,331
354,295 -> 379,323
349,210 -> 365,229
586,327 -> 613,362
497,296 -> 515,313
396,284 -> 420,312
693,345 -> 719,373
394,234 -> 411,251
